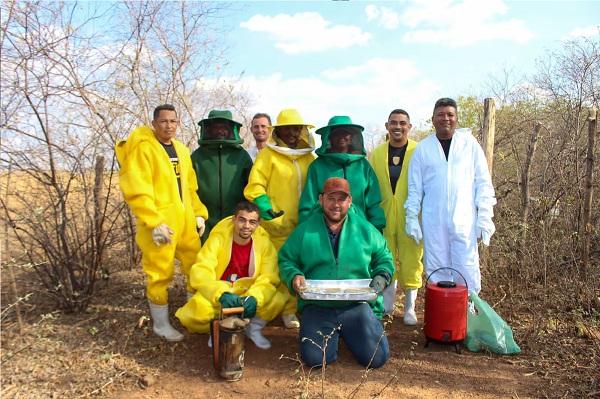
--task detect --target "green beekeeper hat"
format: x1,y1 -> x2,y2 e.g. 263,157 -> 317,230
315,115 -> 364,136
198,109 -> 242,129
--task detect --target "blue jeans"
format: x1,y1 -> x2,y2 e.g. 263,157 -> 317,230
299,302 -> 389,368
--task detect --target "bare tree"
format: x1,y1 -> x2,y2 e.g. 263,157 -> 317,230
0,1 -> 251,312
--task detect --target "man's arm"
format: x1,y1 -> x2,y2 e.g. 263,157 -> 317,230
181,147 -> 208,220
297,164 -> 320,222
118,142 -> 164,229
364,163 -> 386,231
473,142 -> 496,214
369,227 -> 395,280
189,233 -> 229,302
404,145 -> 424,217
278,228 -> 305,294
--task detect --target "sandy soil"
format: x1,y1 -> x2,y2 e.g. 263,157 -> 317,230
1,268 -> 550,399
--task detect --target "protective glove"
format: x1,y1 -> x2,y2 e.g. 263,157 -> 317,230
253,194 -> 283,221
196,216 -> 206,237
219,292 -> 242,309
476,223 -> 495,246
369,275 -> 388,294
241,296 -> 257,319
266,209 -> 284,220
152,224 -> 173,246
476,213 -> 495,246
405,214 -> 422,244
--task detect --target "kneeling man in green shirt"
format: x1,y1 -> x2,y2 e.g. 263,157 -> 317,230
279,177 -> 394,368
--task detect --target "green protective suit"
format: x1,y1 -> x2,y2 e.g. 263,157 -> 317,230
278,208 -> 395,319
369,140 -> 424,289
175,216 -> 284,333
115,126 -> 208,305
298,125 -> 386,231
191,120 -> 253,241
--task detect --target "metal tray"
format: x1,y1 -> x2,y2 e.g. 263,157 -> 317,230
299,279 -> 377,301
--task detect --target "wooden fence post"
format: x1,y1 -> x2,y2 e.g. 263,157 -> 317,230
582,108 -> 597,280
482,98 -> 496,178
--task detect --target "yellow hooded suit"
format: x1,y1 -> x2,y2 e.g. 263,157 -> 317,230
175,216 -> 283,333
369,139 -> 423,289
116,125 -> 208,305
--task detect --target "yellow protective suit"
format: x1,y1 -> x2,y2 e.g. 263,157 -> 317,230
244,131 -> 315,250
244,125 -> 315,315
116,125 -> 208,305
175,216 -> 283,333
369,139 -> 424,289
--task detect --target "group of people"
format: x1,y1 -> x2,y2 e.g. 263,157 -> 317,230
116,97 -> 496,369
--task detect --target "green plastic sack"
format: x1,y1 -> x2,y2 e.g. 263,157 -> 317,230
465,293 -> 521,354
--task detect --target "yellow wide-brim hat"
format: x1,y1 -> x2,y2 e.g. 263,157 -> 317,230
269,108 -> 315,131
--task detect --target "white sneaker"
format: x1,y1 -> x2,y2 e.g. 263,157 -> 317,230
245,317 -> 271,350
148,301 -> 184,342
282,314 -> 300,329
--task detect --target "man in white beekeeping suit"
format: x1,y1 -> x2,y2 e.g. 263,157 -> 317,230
404,97 -> 496,293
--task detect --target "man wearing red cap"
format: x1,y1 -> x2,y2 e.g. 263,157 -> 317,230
279,177 -> 394,368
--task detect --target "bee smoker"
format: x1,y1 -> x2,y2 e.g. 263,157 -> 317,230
210,307 -> 246,381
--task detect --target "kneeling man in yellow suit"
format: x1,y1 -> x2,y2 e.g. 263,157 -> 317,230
176,201 -> 283,349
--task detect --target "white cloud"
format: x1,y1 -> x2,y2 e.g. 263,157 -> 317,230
240,12 -> 371,54
400,0 -> 534,46
564,25 -> 600,40
365,5 -> 400,30
230,58 -> 440,144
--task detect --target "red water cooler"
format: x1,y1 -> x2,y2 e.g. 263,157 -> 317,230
424,267 -> 468,353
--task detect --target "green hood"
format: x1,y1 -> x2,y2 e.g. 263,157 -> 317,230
315,115 -> 366,161
198,109 -> 244,147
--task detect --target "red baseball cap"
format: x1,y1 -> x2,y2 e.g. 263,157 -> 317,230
322,177 -> 350,196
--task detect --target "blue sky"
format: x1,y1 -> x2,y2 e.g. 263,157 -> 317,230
212,0 -> 599,136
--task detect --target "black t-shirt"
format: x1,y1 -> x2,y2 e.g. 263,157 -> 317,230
388,143 -> 408,194
161,142 -> 182,200
438,137 -> 452,160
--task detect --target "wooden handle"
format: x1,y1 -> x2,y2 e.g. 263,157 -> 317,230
222,307 -> 244,316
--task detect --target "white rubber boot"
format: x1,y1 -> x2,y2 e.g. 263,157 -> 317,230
148,301 -> 184,342
403,289 -> 418,326
382,280 -> 398,316
245,317 -> 271,349
282,313 -> 300,329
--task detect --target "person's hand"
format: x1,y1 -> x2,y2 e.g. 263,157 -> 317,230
369,275 -> 387,294
219,292 -> 242,308
241,296 -> 257,318
152,224 -> 173,246
266,209 -> 284,220
292,275 -> 306,295
405,215 -> 422,244
196,216 -> 206,236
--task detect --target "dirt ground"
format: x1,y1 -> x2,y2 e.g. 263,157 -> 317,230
1,267 -> 595,399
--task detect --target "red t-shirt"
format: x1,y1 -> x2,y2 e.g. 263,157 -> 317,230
220,239 -> 252,283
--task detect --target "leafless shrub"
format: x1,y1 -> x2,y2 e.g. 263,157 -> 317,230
0,1 -> 251,312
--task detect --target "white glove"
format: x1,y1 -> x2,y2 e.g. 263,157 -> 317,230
405,215 -> 422,244
476,215 -> 495,246
196,216 -> 205,237
152,224 -> 173,246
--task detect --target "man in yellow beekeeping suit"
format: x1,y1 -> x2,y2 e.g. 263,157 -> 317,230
244,108 -> 316,329
176,201 -> 282,349
369,109 -> 424,325
116,104 -> 208,341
